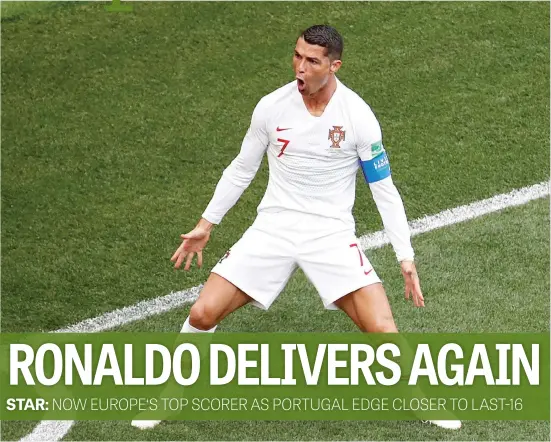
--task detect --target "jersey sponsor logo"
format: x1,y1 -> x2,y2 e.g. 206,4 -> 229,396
360,151 -> 391,183
276,126 -> 292,132
371,140 -> 383,156
328,125 -> 346,148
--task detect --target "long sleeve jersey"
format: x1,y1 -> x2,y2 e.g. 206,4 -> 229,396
202,78 -> 414,262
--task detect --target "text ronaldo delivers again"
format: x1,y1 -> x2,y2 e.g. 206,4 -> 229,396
10,342 -> 539,387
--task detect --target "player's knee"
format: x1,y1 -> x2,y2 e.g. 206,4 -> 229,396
189,302 -> 219,330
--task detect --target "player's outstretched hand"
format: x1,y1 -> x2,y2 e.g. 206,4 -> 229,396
400,260 -> 425,308
171,219 -> 213,271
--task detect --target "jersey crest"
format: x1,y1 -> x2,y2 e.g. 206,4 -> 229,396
328,126 -> 346,148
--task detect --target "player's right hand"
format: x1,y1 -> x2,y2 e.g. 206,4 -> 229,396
171,221 -> 213,271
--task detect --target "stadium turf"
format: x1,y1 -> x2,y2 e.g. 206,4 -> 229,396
1,2 -> 549,441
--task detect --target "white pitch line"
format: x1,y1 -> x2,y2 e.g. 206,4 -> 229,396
359,180 -> 550,250
19,422 -> 74,442
55,285 -> 203,333
19,180 -> 549,442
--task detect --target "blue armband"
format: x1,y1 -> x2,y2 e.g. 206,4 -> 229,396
360,152 -> 391,183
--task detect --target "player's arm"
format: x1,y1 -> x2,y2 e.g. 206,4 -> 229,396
171,100 -> 269,270
357,108 -> 424,307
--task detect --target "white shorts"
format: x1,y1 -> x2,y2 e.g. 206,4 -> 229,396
211,211 -> 381,310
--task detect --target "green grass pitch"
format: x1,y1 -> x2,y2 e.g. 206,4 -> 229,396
1,2 -> 549,441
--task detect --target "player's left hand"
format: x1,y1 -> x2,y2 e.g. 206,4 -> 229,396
400,260 -> 425,307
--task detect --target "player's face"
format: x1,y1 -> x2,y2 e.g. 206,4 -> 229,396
293,37 -> 341,96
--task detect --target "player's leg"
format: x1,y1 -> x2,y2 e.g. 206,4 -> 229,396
184,273 -> 252,331
335,287 -> 460,429
132,276 -> 250,429
133,225 -> 296,430
132,276 -> 249,430
333,282 -> 398,333
299,231 -> 460,429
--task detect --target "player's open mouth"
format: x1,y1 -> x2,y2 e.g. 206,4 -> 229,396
296,78 -> 305,91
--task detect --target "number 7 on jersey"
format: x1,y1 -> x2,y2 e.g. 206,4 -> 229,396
277,138 -> 290,157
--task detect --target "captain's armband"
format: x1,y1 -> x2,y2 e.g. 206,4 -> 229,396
360,152 -> 391,183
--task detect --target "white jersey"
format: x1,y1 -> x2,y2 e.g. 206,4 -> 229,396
251,78 -> 382,227
202,78 -> 415,261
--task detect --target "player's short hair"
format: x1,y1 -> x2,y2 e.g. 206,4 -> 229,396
300,25 -> 343,61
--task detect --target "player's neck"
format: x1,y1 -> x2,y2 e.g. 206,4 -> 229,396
302,75 -> 337,117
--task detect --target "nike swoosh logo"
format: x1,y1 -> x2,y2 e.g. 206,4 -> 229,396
364,269 -> 373,276
276,127 -> 292,131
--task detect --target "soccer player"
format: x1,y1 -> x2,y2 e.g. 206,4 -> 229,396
133,25 -> 460,431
